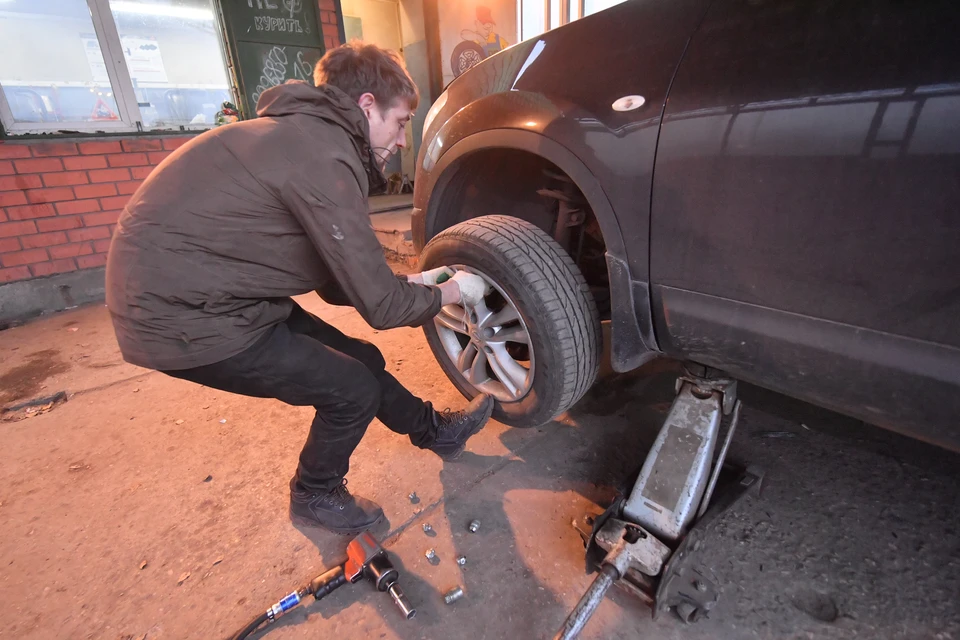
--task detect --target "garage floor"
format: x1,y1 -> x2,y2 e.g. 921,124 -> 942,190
1,292 -> 958,640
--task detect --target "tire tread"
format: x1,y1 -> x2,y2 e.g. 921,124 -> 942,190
429,216 -> 602,420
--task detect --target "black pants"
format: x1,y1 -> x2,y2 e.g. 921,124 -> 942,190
165,304 -> 436,492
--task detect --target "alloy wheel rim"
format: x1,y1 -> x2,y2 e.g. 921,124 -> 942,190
433,266 -> 535,402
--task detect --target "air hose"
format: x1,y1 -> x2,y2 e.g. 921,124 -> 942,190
228,565 -> 347,640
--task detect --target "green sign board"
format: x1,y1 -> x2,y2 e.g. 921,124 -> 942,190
223,0 -> 321,47
220,0 -> 327,116
235,42 -> 323,115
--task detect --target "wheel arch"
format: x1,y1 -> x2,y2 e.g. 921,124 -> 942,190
416,129 -> 626,260
414,128 -> 657,372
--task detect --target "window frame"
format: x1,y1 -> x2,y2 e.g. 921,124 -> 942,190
0,0 -> 234,136
517,0 -> 596,40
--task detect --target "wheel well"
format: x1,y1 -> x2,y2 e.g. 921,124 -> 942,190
425,148 -> 612,318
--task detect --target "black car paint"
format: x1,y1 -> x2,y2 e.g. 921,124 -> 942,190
414,0 -> 710,370
413,0 -> 960,450
652,0 -> 960,448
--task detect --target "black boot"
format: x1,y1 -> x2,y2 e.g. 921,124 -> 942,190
289,477 -> 384,534
429,394 -> 495,460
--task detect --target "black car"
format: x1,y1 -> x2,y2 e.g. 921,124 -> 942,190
412,0 -> 960,450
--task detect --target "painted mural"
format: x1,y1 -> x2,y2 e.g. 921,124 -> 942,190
439,1 -> 516,85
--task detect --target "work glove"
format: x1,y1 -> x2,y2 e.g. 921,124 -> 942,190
419,266 -> 455,286
451,271 -> 488,307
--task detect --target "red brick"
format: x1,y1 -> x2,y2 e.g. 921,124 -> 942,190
0,191 -> 27,207
7,181 -> 40,199
13,157 -> 63,174
37,216 -> 83,232
99,195 -> 130,210
0,144 -> 31,160
30,142 -> 79,157
322,23 -> 340,38
0,266 -> 31,282
319,0 -> 336,10
0,237 -> 20,253
42,171 -> 89,187
30,259 -> 77,278
78,141 -> 122,155
88,168 -> 131,183
56,199 -> 101,215
107,153 -> 148,167
0,175 -> 43,191
83,210 -> 122,226
0,221 -> 36,238
77,253 -> 107,269
147,151 -> 171,164
93,238 -> 112,253
130,166 -> 155,180
74,183 -> 116,199
116,180 -> 143,195
0,211 -> 5,223
121,138 -> 163,152
6,204 -> 56,220
67,226 -> 111,242
25,187 -> 76,204
321,10 -> 335,24
162,137 -> 192,151
49,242 -> 93,259
1,248 -> 48,267
20,232 -> 67,249
324,35 -> 339,50
64,155 -> 108,171
0,161 -> 13,176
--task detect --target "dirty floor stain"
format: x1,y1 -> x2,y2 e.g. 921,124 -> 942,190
0,349 -> 70,406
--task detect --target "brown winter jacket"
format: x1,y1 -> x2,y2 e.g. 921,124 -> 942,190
105,82 -> 441,371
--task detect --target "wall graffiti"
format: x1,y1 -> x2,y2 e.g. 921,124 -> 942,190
282,0 -> 303,18
440,3 -> 515,84
253,16 -> 304,32
251,46 -> 313,105
293,51 -> 311,81
248,0 -> 308,33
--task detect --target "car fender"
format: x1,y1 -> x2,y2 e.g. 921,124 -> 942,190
415,121 -> 659,372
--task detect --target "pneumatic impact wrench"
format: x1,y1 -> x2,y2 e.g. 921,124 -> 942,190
229,531 -> 415,640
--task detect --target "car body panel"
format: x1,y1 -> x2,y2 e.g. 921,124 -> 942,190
650,0 -> 960,448
413,0 -> 710,370
413,0 -> 960,448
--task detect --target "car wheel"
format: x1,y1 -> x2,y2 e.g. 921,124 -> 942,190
450,41 -> 486,77
420,215 -> 602,427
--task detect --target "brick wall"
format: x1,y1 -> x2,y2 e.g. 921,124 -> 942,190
319,0 -> 342,50
0,0 -> 345,288
0,137 -> 192,284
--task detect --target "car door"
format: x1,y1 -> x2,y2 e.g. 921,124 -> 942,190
649,0 -> 960,448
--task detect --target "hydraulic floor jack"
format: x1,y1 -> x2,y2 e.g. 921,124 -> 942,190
556,365 -> 765,639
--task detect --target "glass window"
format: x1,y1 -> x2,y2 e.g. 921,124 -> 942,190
521,0 -> 546,41
549,0 -> 561,30
0,0 -> 232,134
584,0 -> 629,17
0,0 -> 122,125
107,0 -> 232,128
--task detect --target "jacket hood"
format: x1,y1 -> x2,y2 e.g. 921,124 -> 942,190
256,81 -> 387,193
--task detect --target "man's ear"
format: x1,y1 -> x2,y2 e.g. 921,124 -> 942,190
358,92 -> 377,113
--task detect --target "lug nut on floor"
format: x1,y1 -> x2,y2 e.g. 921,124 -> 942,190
444,586 -> 464,604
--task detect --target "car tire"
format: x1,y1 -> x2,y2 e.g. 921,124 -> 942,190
420,215 -> 602,427
450,41 -> 486,77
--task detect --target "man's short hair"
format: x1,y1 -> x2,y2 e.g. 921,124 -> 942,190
314,41 -> 419,111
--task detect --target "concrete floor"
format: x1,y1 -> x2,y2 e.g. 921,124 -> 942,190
1,294 -> 958,640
